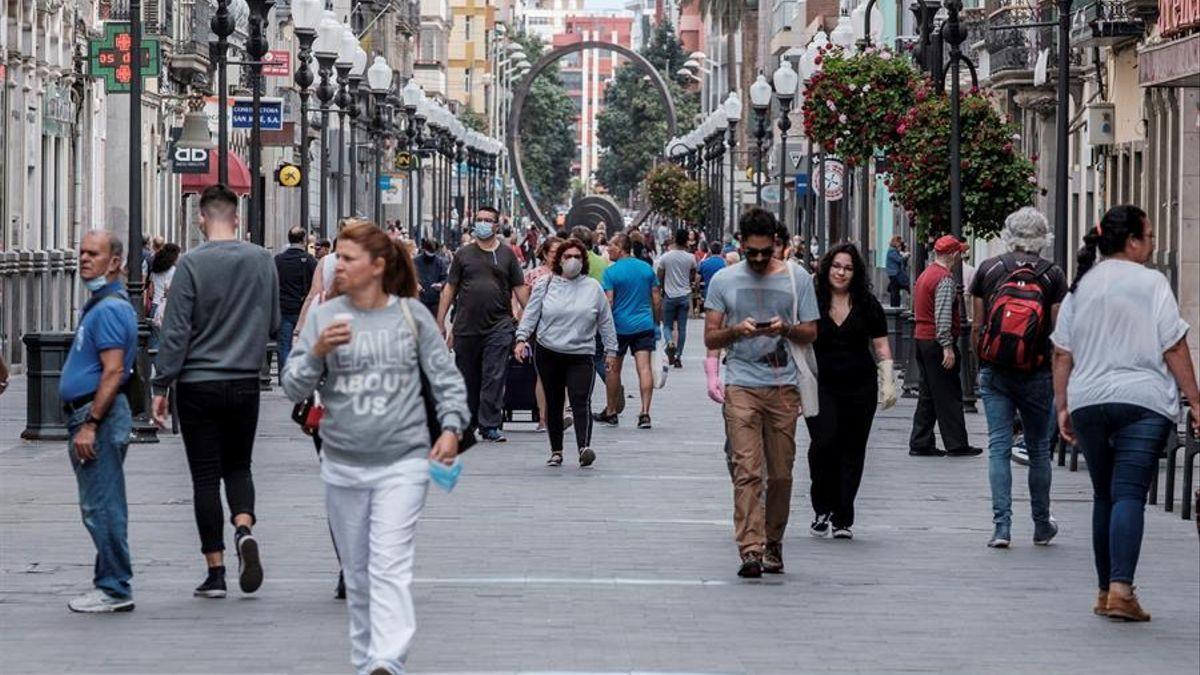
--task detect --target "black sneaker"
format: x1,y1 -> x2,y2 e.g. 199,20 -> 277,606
235,527 -> 263,594
194,566 -> 227,598
810,513 -> 832,538
946,446 -> 984,457
737,551 -> 763,578
665,341 -> 677,365
762,543 -> 784,574
909,446 -> 948,457
637,413 -> 652,429
578,447 -> 596,467
335,571 -> 346,600
592,411 -> 619,426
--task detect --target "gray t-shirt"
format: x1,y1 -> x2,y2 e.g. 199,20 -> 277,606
1050,259 -> 1189,420
657,249 -> 697,299
705,261 -> 820,388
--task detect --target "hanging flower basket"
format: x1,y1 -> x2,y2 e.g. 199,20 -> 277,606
885,87 -> 1038,240
801,46 -> 922,167
644,162 -> 709,224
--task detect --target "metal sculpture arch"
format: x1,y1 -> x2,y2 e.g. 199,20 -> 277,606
566,195 -> 625,233
506,40 -> 677,234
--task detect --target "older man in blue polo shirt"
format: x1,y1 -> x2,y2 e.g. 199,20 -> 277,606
59,230 -> 140,613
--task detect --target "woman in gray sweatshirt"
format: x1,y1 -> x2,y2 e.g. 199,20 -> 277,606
515,238 -> 618,468
282,222 -> 467,675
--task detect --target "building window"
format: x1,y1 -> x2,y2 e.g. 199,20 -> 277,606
464,15 -> 472,40
464,67 -> 472,94
418,26 -> 446,63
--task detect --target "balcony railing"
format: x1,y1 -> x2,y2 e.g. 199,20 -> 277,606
1069,0 -> 1145,46
985,1 -> 1083,80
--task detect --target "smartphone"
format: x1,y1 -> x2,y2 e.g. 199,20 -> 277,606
754,321 -> 773,329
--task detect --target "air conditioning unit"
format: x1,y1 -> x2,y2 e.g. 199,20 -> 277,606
1086,102 -> 1116,147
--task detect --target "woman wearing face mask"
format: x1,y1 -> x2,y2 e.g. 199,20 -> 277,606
523,236 -> 564,432
514,239 -> 618,467
283,221 -> 468,675
1052,204 -> 1200,621
805,243 -> 897,540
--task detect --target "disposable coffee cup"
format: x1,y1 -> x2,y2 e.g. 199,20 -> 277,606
333,312 -> 354,326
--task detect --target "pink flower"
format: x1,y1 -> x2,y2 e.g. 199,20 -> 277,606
839,114 -> 848,124
825,99 -> 837,112
862,83 -> 871,93
897,123 -> 908,134
880,50 -> 894,61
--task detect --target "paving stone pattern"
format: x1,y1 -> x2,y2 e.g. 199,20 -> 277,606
1,324 -> 1197,674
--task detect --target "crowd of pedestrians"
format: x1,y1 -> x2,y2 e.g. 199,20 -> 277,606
31,178 -> 1200,673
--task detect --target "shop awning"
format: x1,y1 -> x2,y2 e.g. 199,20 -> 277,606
181,150 -> 252,195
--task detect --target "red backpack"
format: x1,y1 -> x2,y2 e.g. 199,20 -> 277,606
978,258 -> 1054,371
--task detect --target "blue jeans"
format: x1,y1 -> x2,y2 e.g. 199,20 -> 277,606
1071,403 -> 1173,589
67,394 -> 134,599
662,295 -> 690,355
278,313 -> 299,380
979,367 -> 1054,528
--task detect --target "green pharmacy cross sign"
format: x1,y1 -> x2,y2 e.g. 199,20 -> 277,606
88,22 -> 160,93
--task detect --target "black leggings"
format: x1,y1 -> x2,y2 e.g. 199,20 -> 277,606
533,345 -> 595,453
804,385 -> 877,529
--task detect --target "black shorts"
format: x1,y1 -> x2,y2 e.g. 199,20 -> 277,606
616,330 -> 656,357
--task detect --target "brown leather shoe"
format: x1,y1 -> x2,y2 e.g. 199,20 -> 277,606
1093,590 -> 1108,616
762,542 -> 784,574
1106,589 -> 1151,622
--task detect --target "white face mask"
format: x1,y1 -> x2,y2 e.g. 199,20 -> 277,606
561,258 -> 583,279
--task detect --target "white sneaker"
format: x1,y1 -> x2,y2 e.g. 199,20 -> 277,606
655,355 -> 669,389
68,589 -> 134,613
832,527 -> 854,540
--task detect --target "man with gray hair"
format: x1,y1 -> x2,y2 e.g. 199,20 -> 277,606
969,206 -> 1068,549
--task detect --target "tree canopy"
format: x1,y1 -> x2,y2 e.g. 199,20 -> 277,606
514,33 -> 577,214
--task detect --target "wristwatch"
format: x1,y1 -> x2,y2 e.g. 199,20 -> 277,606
84,415 -> 103,427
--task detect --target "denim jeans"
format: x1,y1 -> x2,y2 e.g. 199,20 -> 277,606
1071,403 -> 1173,589
277,313 -> 299,380
662,295 -> 690,355
979,367 -> 1054,528
67,394 -> 134,599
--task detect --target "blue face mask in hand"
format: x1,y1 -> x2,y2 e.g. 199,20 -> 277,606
429,457 -> 463,492
473,221 -> 494,240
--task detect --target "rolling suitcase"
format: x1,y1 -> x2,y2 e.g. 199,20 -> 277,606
503,349 -> 540,424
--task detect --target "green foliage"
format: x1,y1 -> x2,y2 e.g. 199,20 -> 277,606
644,163 -> 709,225
885,87 -> 1037,240
458,108 -> 487,133
800,46 -> 922,167
513,33 -> 576,214
595,22 -> 699,202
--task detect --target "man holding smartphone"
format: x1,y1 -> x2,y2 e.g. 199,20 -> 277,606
704,208 -> 819,578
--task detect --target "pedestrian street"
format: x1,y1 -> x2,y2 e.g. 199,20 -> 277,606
1,325 -> 1197,674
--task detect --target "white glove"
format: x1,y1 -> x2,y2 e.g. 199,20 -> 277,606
877,359 -> 897,410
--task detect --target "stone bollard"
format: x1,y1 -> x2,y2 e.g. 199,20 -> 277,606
20,332 -> 76,441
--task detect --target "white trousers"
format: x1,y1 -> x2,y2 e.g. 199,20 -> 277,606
325,467 -> 429,675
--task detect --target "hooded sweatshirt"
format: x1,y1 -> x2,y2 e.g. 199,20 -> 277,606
516,274 -> 617,356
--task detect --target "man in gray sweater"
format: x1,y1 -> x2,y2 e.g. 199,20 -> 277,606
151,184 -> 280,599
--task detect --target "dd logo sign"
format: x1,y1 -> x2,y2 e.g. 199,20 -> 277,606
172,146 -> 209,174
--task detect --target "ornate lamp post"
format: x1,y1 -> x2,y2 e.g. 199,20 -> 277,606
334,24 -> 356,219
401,80 -> 423,231
798,32 -> 826,259
413,97 -> 429,235
367,56 -> 394,226
246,0 -> 274,245
291,0 -> 321,230
723,92 -> 741,239
210,0 -> 236,186
347,41 -> 367,217
772,60 -> 798,232
749,74 -> 772,207
312,10 -> 341,239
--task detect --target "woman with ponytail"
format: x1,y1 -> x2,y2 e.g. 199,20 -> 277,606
1050,204 -> 1200,622
282,221 -> 468,674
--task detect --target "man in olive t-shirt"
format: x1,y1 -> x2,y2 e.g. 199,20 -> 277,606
438,206 -> 529,442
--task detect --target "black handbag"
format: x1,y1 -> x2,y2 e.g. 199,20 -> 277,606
402,299 -> 475,453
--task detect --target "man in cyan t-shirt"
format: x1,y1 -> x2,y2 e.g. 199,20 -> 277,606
60,229 -> 139,613
595,232 -> 661,429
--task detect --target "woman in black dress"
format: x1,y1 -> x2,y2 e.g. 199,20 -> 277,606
807,243 -> 897,540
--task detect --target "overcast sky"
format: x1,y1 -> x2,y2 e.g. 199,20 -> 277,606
583,0 -> 628,10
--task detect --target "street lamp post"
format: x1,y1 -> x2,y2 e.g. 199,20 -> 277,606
367,56 -> 394,227
454,136 -> 464,240
347,43 -> 367,218
291,0 -> 321,231
246,0 -> 274,245
210,0 -> 235,186
749,74 -> 772,207
402,80 -> 422,232
313,11 -> 341,239
773,61 -> 798,232
723,93 -> 741,239
1054,0 -> 1072,269
333,24 -> 357,219
413,99 -> 428,236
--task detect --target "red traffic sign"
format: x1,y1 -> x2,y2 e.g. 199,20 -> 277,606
262,51 -> 291,77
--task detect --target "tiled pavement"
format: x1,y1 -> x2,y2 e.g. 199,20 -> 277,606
2,322 -> 1197,674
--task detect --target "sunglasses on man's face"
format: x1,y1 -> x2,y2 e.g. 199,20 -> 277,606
744,246 -> 774,259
